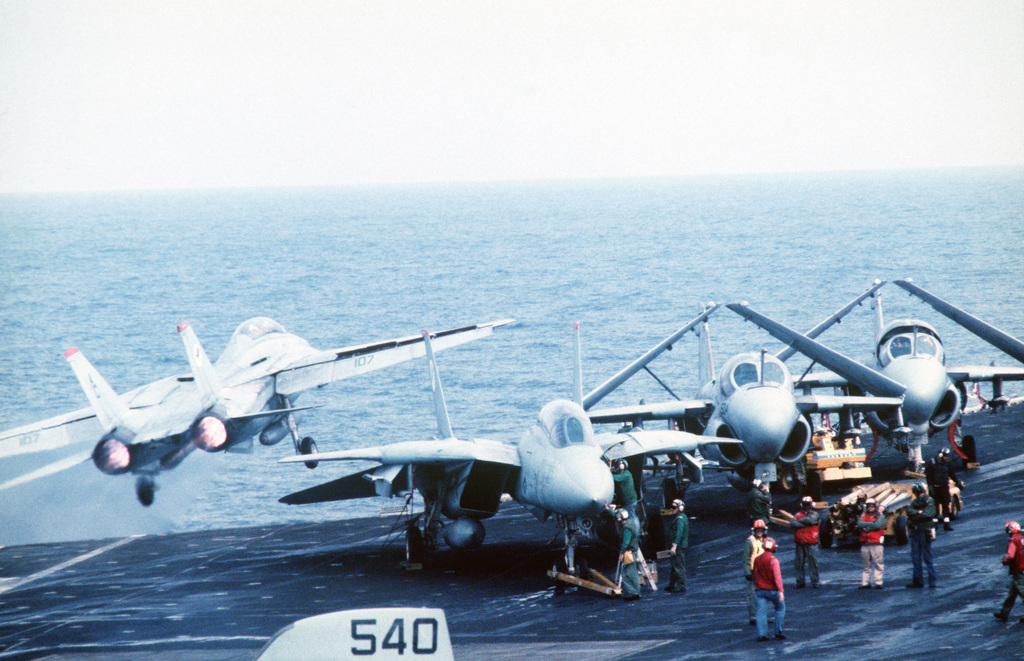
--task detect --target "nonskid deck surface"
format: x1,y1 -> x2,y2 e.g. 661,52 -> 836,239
1,406 -> 1022,660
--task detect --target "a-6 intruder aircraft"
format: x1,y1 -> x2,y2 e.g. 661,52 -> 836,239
727,285 -> 1024,471
893,279 -> 1024,408
0,317 -> 513,505
579,285 -> 901,492
280,324 -> 733,570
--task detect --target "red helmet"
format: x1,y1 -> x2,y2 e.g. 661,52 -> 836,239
1007,521 -> 1021,535
762,537 -> 777,552
752,519 -> 767,529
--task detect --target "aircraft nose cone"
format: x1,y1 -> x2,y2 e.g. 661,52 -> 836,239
565,453 -> 615,517
723,386 -> 799,463
884,358 -> 949,426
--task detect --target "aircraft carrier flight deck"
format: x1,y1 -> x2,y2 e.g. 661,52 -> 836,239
1,405 -> 1023,661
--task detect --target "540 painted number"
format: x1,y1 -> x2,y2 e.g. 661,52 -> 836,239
351,617 -> 438,655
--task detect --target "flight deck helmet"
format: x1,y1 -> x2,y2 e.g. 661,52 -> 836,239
672,499 -> 685,512
1007,521 -> 1021,535
752,519 -> 767,533
801,496 -> 813,508
611,460 -> 627,474
762,537 -> 777,552
866,498 -> 878,510
912,483 -> 927,495
615,508 -> 629,522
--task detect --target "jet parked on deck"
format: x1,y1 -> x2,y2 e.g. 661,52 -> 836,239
280,324 -> 735,570
728,280 -> 1024,470
0,317 -> 512,505
580,285 -> 901,492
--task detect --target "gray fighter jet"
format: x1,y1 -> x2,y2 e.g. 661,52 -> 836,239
0,317 -> 513,505
580,287 -> 901,492
280,324 -> 733,570
728,282 -> 1024,470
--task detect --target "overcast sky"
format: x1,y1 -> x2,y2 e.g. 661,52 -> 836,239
0,1 -> 1021,193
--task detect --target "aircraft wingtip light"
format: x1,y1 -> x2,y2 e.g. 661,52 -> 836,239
574,321 -> 579,330
177,321 -> 190,332
63,347 -> 78,359
873,278 -> 882,285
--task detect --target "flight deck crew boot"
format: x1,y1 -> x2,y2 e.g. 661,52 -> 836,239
943,518 -> 953,531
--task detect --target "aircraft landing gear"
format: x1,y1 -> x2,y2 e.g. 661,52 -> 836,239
136,476 -> 156,506
284,397 -> 318,468
405,523 -> 426,565
299,437 -> 318,469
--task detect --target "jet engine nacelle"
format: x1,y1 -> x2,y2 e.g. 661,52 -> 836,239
777,416 -> 812,464
929,383 -> 962,430
699,419 -> 747,468
442,518 -> 486,550
92,435 -> 133,475
190,411 -> 236,452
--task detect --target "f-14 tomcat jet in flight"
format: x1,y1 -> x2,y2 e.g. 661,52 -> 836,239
728,282 -> 1024,471
580,287 -> 902,492
280,324 -> 733,569
0,317 -> 513,505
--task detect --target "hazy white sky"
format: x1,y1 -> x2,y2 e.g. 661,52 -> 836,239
0,1 -> 1021,193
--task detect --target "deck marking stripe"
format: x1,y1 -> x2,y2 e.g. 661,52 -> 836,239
0,535 -> 143,595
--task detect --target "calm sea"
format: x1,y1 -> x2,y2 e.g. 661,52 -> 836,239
1,167 -> 1022,545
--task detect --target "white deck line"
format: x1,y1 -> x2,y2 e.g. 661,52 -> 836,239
0,535 -> 143,595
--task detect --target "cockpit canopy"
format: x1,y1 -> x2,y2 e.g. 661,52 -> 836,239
718,352 -> 790,399
537,400 -> 597,449
232,317 -> 287,343
877,322 -> 944,367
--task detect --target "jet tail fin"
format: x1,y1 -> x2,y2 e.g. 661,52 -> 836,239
583,304 -> 721,410
572,322 -> 584,406
64,347 -> 131,433
873,291 -> 885,348
177,322 -> 223,408
423,329 -> 455,439
696,302 -> 715,385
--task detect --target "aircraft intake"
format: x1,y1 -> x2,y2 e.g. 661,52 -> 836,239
92,437 -> 132,474
442,518 -> 486,550
701,421 -> 747,467
929,383 -> 962,430
190,414 -> 232,452
777,416 -> 812,464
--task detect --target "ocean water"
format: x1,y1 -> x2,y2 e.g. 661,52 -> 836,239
1,167 -> 1022,545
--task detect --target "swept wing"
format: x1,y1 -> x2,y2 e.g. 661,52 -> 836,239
275,320 -> 513,395
893,280 -> 1024,364
727,302 -> 907,399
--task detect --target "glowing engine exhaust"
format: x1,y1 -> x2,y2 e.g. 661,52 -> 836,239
191,415 -> 231,452
93,437 -> 132,474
